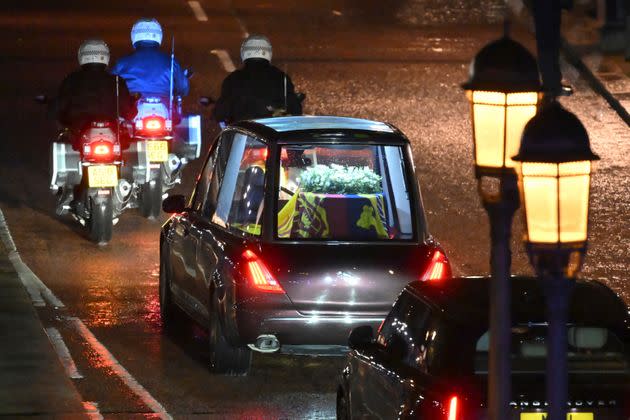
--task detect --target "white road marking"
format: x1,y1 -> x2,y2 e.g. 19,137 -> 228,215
187,1 -> 208,22
82,401 -> 104,420
0,208 -> 171,419
235,17 -> 249,38
0,209 -> 63,308
45,327 -> 83,379
211,49 -> 237,72
68,317 -> 172,420
224,0 -> 249,38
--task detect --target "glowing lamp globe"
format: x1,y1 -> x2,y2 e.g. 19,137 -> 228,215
463,37 -> 542,177
513,102 -> 599,277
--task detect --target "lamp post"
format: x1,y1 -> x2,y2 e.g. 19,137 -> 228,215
513,102 -> 599,420
462,37 -> 541,420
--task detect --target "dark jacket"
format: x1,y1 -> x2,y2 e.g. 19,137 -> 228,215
111,42 -> 189,97
213,59 -> 302,123
56,64 -> 136,130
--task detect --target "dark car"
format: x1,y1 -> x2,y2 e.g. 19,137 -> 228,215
159,116 -> 451,374
337,276 -> 630,419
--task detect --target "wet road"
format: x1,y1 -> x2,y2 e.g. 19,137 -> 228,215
1,0 -> 629,417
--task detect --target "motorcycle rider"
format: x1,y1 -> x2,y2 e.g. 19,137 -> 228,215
213,35 -> 303,124
54,39 -> 136,214
56,39 -> 136,144
111,18 -> 190,121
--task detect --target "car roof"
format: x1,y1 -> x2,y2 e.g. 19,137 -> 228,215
252,116 -> 396,133
232,116 -> 405,143
407,276 -> 630,331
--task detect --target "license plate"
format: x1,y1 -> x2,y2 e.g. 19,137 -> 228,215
521,413 -> 593,420
87,165 -> 118,188
146,140 -> 169,162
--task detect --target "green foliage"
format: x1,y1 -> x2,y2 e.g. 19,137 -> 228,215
299,164 -> 382,194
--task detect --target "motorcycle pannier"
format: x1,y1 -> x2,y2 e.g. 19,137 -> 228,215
50,142 -> 81,189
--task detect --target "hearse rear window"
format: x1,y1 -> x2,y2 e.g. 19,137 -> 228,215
276,144 -> 414,241
474,326 -> 629,374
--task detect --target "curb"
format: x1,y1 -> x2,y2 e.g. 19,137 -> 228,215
561,37 -> 630,127
513,1 -> 630,127
0,208 -> 86,417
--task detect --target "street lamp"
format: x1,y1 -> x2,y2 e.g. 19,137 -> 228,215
513,102 -> 599,420
463,37 -> 541,178
462,36 -> 541,420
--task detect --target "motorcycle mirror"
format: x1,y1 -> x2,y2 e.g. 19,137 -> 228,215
34,95 -> 48,105
199,96 -> 215,107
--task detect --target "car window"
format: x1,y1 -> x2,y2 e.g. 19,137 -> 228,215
276,143 -> 414,241
401,299 -> 432,371
191,137 -> 221,213
202,133 -> 232,217
211,133 -> 267,236
474,325 -> 629,374
376,291 -> 433,371
377,306 -> 399,350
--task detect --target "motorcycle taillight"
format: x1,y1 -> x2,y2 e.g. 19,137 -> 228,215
135,116 -> 171,136
82,141 -> 120,160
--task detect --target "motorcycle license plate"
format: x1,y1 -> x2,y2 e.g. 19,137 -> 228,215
521,413 -> 593,420
87,165 -> 118,188
146,140 -> 169,162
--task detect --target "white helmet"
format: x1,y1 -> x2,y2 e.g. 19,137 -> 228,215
240,35 -> 272,62
131,18 -> 163,46
78,39 -> 110,66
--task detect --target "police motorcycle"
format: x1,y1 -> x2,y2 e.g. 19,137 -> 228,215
129,96 -> 176,218
126,79 -> 201,219
43,106 -> 132,244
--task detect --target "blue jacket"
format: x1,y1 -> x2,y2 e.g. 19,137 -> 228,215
111,42 -> 189,97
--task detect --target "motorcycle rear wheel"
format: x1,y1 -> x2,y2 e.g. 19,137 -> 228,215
87,195 -> 113,244
140,180 -> 163,219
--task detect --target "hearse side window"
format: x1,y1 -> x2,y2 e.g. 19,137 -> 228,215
376,292 -> 433,370
474,326 -> 629,374
192,136 -> 221,214
211,133 -> 268,236
202,133 -> 232,217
